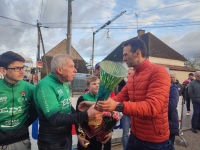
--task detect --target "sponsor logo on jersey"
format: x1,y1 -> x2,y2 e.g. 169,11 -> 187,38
1,119 -> 20,128
61,98 -> 72,110
0,106 -> 24,114
0,96 -> 7,103
57,89 -> 63,95
21,91 -> 26,97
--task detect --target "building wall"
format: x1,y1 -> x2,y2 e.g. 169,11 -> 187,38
149,57 -> 184,66
169,70 -> 194,83
116,61 -> 194,84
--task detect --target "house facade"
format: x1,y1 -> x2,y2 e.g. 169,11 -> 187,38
41,39 -> 88,78
104,30 -> 196,83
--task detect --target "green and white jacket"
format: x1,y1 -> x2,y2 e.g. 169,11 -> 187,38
0,79 -> 37,145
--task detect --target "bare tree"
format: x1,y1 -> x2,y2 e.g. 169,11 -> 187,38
186,56 -> 200,69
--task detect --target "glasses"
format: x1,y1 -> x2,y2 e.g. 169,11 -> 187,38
6,66 -> 25,72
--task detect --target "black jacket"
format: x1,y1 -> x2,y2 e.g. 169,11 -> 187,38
175,80 -> 184,96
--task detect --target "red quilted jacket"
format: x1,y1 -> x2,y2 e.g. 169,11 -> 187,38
113,59 -> 170,143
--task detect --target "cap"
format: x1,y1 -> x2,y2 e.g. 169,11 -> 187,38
95,62 -> 100,69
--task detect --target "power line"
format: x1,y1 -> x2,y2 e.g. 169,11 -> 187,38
40,22 -> 200,29
104,23 -> 200,29
0,15 -> 35,26
41,16 -> 200,25
41,0 -> 48,22
75,0 -> 123,14
0,23 -> 25,31
127,0 -> 200,14
0,23 -> 37,36
39,0 -> 44,21
37,0 -> 41,21
40,20 -> 200,26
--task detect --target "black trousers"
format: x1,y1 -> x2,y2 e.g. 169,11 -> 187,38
38,137 -> 72,150
186,95 -> 191,112
103,139 -> 111,150
169,135 -> 175,150
77,136 -> 102,150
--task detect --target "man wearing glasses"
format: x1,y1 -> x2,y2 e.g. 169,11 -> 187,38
0,51 -> 38,150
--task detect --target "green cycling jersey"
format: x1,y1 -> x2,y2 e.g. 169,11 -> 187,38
0,79 -> 36,145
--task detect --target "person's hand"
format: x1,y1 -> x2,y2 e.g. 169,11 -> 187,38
78,101 -> 95,112
96,98 -> 119,112
87,105 -> 102,120
77,135 -> 90,148
101,132 -> 113,144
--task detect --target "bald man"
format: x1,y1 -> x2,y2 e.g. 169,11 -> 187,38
188,71 -> 200,133
170,73 -> 184,96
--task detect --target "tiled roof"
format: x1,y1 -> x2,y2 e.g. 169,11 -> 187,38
41,39 -> 88,77
45,39 -> 86,62
104,32 -> 187,62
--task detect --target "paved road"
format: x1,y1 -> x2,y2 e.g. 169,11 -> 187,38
181,99 -> 193,130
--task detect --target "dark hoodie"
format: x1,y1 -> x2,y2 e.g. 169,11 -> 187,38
175,80 -> 184,96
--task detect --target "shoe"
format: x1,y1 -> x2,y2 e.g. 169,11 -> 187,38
186,112 -> 190,116
191,128 -> 198,133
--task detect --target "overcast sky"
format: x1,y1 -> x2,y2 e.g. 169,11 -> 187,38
0,0 -> 200,66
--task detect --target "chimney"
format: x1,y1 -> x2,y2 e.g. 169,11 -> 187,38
137,29 -> 145,38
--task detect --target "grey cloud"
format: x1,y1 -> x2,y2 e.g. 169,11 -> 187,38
161,31 -> 200,59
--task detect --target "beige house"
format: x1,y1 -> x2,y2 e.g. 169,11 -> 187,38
41,39 -> 88,78
104,30 -> 196,83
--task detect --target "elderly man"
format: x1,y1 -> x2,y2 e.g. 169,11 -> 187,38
95,39 -> 171,150
170,73 -> 184,97
34,54 -> 102,150
188,71 -> 200,133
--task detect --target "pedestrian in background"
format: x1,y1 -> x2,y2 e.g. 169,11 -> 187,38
188,71 -> 200,133
183,73 -> 195,116
168,82 -> 179,150
170,73 -> 184,97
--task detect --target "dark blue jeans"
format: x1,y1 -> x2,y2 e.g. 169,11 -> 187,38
121,115 -> 130,150
192,101 -> 200,128
126,133 -> 171,150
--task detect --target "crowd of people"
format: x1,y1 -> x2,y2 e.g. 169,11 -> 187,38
0,38 -> 200,150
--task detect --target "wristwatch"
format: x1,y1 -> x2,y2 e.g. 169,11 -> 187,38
115,102 -> 124,112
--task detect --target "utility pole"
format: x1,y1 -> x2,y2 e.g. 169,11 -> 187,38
37,21 -> 40,61
37,22 -> 48,76
38,27 -> 48,76
91,10 -> 126,75
66,0 -> 72,55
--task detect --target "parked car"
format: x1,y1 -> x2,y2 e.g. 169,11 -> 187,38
70,73 -> 90,96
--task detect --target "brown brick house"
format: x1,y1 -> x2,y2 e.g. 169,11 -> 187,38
41,39 -> 88,78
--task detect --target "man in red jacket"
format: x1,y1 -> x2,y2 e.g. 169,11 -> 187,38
95,39 -> 171,150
